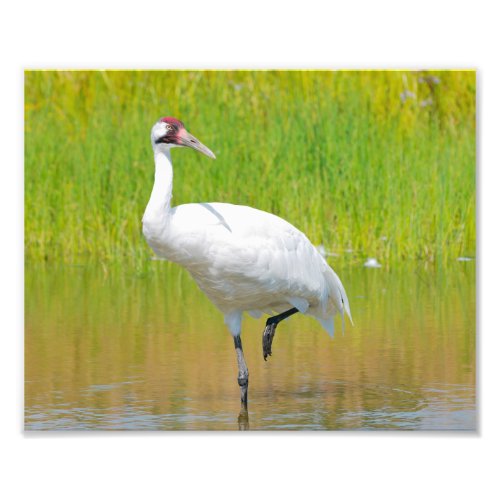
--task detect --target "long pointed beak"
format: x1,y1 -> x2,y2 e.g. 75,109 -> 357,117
179,131 -> 216,159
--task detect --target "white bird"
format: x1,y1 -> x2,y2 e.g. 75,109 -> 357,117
142,117 -> 352,404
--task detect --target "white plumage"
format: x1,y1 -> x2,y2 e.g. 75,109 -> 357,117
142,117 -> 352,403
143,117 -> 350,335
145,201 -> 351,336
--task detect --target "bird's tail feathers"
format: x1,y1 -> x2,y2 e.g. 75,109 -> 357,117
328,269 -> 353,330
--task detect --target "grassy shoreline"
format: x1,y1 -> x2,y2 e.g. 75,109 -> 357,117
25,70 -> 475,264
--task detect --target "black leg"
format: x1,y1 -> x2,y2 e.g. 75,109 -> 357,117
262,307 -> 299,361
234,334 -> 249,404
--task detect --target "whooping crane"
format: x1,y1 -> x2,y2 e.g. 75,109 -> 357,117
142,117 -> 352,405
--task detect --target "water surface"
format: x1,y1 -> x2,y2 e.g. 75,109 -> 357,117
25,261 -> 475,430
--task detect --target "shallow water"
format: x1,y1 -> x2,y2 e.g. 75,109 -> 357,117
25,260 -> 475,431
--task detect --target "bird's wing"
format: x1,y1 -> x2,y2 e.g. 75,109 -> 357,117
169,202 -> 351,329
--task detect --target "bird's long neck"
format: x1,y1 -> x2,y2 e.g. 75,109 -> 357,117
144,146 -> 174,226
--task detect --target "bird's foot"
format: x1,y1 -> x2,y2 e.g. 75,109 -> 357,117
263,321 -> 277,361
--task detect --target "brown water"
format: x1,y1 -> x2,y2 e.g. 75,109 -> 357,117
25,260 -> 476,431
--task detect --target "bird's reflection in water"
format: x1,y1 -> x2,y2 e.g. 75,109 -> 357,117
238,403 -> 250,430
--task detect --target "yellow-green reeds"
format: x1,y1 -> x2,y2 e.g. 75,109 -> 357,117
25,70 -> 475,264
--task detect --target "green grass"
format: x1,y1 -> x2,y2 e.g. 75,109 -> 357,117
25,70 -> 475,265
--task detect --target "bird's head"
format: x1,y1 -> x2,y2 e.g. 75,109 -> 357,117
151,117 -> 215,159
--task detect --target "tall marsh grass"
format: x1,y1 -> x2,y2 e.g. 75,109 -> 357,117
25,70 -> 475,264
